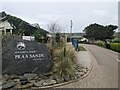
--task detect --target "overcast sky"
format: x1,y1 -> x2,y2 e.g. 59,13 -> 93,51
1,0 -> 119,33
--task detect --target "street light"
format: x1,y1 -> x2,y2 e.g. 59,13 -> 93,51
70,20 -> 73,42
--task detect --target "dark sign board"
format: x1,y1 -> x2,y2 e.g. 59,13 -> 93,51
2,37 -> 53,75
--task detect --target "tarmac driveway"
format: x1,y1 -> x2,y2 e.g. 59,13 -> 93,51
58,44 -> 118,88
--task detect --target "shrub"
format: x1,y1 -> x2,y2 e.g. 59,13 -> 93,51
105,43 -> 110,49
110,43 -> 120,52
95,40 -> 105,47
112,38 -> 120,43
52,47 -> 76,80
55,33 -> 60,43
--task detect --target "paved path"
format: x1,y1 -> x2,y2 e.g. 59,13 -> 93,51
57,44 -> 118,88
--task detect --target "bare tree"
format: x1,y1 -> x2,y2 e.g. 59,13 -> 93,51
48,22 -> 62,35
47,21 -> 65,48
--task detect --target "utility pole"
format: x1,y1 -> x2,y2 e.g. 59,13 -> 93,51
70,20 -> 73,42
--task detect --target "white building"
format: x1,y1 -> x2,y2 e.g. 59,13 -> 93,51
0,20 -> 13,35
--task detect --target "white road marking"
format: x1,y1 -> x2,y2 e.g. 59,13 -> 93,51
116,59 -> 120,62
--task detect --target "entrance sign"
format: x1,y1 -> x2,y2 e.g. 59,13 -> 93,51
2,37 -> 53,75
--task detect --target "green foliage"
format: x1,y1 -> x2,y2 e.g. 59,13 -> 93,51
95,40 -> 105,47
34,30 -> 43,42
112,38 -> 120,43
52,47 -> 76,80
83,23 -> 118,40
110,43 -> 120,52
55,33 -> 60,43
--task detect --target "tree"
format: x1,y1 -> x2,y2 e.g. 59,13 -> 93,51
83,23 -> 118,40
48,22 -> 62,35
48,22 -> 64,48
55,33 -> 61,43
34,30 -> 42,42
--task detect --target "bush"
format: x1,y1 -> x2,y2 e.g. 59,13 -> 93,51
112,38 -> 120,43
105,43 -> 110,49
55,33 -> 60,43
95,40 -> 105,47
52,47 -> 76,80
110,43 -> 120,52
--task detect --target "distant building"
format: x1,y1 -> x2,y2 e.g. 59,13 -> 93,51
0,20 -> 13,35
0,12 -> 14,35
60,33 -> 85,38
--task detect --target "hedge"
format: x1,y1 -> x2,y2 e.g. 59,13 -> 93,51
112,38 -> 120,43
95,40 -> 105,48
110,43 -> 120,53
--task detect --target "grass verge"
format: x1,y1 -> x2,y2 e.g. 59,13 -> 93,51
78,46 -> 86,51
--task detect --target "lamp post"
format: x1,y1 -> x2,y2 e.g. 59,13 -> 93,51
70,20 -> 73,42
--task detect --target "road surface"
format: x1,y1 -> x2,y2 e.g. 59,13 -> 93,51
58,44 -> 118,88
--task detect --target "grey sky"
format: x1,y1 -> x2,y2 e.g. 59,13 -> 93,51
1,1 -> 118,33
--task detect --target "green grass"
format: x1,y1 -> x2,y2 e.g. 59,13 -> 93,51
78,46 -> 86,51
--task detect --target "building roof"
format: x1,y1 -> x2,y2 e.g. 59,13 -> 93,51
29,23 -> 40,29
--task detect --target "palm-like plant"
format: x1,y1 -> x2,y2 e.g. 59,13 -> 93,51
52,47 -> 76,80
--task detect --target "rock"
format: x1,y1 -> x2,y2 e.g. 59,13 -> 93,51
75,72 -> 79,75
14,83 -> 33,89
64,75 -> 70,81
19,76 -> 28,85
78,72 -> 85,76
3,74 -> 9,80
74,77 -> 77,79
2,81 -> 15,89
13,79 -> 20,82
24,73 -> 37,80
2,74 -> 18,80
2,37 -> 53,75
34,80 -> 45,87
77,68 -> 81,72
33,76 -> 39,80
30,80 -> 36,84
11,74 -> 18,79
0,80 -> 7,87
42,79 -> 56,86
50,79 -> 57,84
86,68 -> 89,71
81,68 -> 87,73
44,72 -> 52,77
55,76 -> 64,83
77,74 -> 81,78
